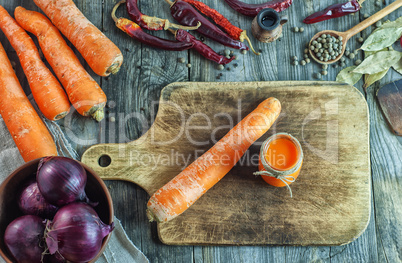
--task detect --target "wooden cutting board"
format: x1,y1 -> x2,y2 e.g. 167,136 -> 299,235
81,81 -> 370,246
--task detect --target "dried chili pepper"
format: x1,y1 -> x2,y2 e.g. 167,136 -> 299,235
166,0 -> 249,52
171,29 -> 235,64
112,2 -> 193,51
224,0 -> 293,17
303,0 -> 361,24
125,0 -> 199,31
181,0 -> 259,55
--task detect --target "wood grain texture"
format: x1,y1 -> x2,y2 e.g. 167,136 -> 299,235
0,0 -> 401,262
81,81 -> 370,246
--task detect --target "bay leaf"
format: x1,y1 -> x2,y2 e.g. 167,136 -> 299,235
365,18 -> 402,43
360,27 -> 402,51
352,51 -> 402,74
363,68 -> 389,90
392,58 -> 402,75
365,47 -> 388,58
380,16 -> 402,29
336,66 -> 362,86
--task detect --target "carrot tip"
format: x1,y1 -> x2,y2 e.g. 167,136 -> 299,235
53,111 -> 70,121
107,58 -> 123,75
91,108 -> 105,122
146,209 -> 157,222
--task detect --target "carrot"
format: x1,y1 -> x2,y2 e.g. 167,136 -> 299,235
0,41 -> 58,162
32,0 -> 123,77
0,5 -> 70,121
147,97 -> 281,222
15,7 -> 107,121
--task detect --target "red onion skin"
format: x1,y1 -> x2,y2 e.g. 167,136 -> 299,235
37,156 -> 91,206
43,252 -> 66,263
46,203 -> 114,263
18,181 -> 58,219
4,215 -> 45,263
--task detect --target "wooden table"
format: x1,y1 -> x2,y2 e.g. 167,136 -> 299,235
1,0 -> 401,262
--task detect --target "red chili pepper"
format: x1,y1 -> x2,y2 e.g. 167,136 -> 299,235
181,0 -> 259,55
112,3 -> 193,51
303,0 -> 361,24
224,0 -> 293,17
124,0 -> 199,31
173,29 -> 235,65
166,0 -> 249,51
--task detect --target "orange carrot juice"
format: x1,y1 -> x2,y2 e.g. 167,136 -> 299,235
257,133 -> 303,189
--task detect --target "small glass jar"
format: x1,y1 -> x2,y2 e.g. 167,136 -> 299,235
255,133 -> 303,197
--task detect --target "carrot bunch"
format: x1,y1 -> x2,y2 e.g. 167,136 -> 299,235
0,0 -> 124,121
33,0 -> 123,77
0,41 -> 58,162
0,6 -> 70,121
15,7 -> 107,121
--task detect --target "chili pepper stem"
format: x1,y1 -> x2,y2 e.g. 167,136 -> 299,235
357,0 -> 365,6
112,0 -> 125,23
167,28 -> 177,35
240,31 -> 260,55
165,0 -> 175,7
139,12 -> 201,30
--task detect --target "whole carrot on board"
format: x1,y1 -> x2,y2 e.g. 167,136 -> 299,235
0,42 -> 58,162
15,7 -> 107,121
33,0 -> 123,77
147,97 -> 281,222
0,5 -> 70,121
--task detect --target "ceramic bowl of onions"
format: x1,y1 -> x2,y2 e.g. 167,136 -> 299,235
0,156 -> 114,263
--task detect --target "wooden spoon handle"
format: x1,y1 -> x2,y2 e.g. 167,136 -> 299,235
345,0 -> 402,39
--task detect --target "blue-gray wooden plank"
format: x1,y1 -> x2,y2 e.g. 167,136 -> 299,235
0,0 -> 400,262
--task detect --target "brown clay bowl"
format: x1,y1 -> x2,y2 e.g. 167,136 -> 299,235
0,157 -> 114,263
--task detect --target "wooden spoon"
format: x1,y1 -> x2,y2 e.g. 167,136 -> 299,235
309,0 -> 402,65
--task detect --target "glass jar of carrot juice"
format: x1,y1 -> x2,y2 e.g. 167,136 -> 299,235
254,133 -> 303,197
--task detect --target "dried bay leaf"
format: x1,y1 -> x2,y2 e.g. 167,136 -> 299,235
365,47 -> 388,58
361,17 -> 402,52
336,66 -> 362,86
393,58 -> 402,75
380,16 -> 402,29
363,68 -> 389,90
352,51 -> 402,74
360,27 -> 402,51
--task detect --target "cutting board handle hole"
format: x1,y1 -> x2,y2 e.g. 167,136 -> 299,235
98,154 -> 112,167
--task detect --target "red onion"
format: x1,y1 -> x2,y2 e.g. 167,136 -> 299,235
43,251 -> 66,263
18,181 -> 58,219
37,156 -> 95,206
4,215 -> 45,263
45,202 -> 114,263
